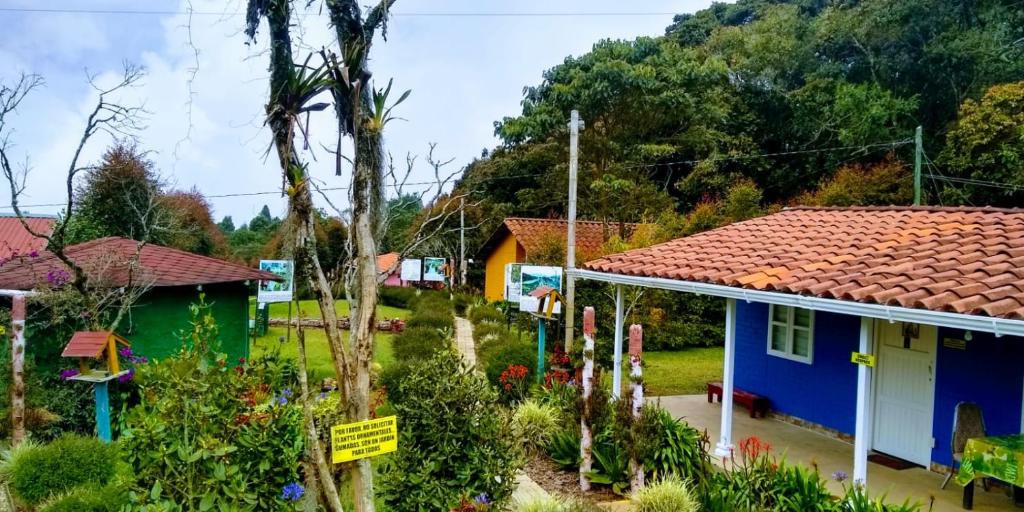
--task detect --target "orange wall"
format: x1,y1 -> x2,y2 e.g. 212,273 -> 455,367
484,233 -> 524,302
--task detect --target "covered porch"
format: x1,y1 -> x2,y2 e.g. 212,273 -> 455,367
658,394 -> 1017,512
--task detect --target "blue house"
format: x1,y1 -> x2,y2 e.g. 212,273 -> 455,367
575,206 -> 1024,485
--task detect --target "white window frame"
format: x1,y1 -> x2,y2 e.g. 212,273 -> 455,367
767,304 -> 815,364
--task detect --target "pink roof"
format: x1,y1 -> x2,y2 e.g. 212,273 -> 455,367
62,331 -> 112,358
0,216 -> 54,260
0,237 -> 280,290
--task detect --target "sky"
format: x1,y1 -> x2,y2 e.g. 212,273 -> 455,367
0,0 -> 713,225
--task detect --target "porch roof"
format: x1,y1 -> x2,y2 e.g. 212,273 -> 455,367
578,206 -> 1024,336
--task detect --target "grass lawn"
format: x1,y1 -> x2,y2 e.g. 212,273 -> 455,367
642,347 -> 724,396
248,298 -> 409,320
252,326 -> 396,382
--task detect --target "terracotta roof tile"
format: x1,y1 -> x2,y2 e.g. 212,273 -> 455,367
376,252 -> 399,274
584,206 -> 1024,320
0,237 -> 279,290
479,217 -> 646,261
0,216 -> 54,260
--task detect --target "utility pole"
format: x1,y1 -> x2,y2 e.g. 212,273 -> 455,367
459,196 -> 466,286
914,125 -> 923,206
565,110 -> 583,352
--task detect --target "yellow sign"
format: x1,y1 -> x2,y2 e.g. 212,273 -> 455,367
850,352 -> 876,367
331,415 -> 398,463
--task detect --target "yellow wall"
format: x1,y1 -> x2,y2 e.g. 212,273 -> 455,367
484,234 -> 523,302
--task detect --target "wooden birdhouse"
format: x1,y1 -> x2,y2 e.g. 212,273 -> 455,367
528,286 -> 562,319
61,331 -> 131,379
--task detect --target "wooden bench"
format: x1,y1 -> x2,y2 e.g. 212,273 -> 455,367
707,381 -> 770,418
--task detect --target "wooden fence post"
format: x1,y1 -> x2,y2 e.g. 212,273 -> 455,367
629,324 -> 644,491
11,294 -> 26,447
580,306 -> 595,491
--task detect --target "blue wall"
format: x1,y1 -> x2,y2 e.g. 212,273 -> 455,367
931,328 -> 1024,466
734,302 -> 860,435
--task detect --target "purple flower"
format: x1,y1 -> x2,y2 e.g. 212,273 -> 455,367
46,269 -> 70,287
275,395 -> 288,406
118,347 -> 133,358
316,392 -> 327,401
118,368 -> 135,383
281,482 -> 304,502
28,250 -> 38,258
281,388 -> 293,398
474,493 -> 491,505
832,470 -> 848,483
59,368 -> 79,380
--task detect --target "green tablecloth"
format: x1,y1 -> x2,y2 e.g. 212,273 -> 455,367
957,434 -> 1024,487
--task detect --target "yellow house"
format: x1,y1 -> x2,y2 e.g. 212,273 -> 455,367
478,218 -> 641,301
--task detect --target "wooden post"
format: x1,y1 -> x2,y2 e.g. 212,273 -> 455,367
10,295 -> 26,447
580,306 -> 595,491
536,319 -> 546,385
94,381 -> 111,443
628,324 -> 644,491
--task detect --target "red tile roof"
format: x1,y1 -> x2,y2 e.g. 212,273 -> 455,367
480,217 -> 643,260
0,237 -> 281,290
377,252 -> 400,275
584,206 -> 1024,320
62,331 -> 112,358
0,216 -> 55,260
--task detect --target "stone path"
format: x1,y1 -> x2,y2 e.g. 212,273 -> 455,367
453,316 -> 550,508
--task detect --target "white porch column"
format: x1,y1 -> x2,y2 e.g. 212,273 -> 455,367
714,298 -> 737,458
854,316 -> 875,484
612,285 -> 624,399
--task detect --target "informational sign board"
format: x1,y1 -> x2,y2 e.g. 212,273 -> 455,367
400,259 -> 422,282
504,263 -> 524,303
850,352 -> 876,367
331,415 -> 398,463
518,265 -> 562,314
422,257 -> 446,282
257,260 -> 294,303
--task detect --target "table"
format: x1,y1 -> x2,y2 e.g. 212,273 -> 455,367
957,434 -> 1024,509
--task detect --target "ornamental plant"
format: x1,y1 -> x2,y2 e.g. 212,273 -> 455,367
118,298 -> 304,510
498,363 -> 530,403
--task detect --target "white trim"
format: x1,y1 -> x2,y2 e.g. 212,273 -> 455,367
853,317 -> 874,484
714,298 -> 737,458
612,285 -> 624,399
569,269 -> 1024,338
767,304 -> 815,364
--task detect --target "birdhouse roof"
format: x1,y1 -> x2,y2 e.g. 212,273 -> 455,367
62,331 -> 128,358
529,285 -> 555,298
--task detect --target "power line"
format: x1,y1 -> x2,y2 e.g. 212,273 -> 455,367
0,7 -> 681,17
621,139 -> 914,170
924,174 -> 1024,192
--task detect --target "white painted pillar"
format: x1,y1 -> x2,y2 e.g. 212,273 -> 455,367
612,285 -> 624,399
714,298 -> 737,458
854,316 -> 875,484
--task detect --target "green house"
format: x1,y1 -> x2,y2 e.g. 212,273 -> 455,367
0,237 -> 280,363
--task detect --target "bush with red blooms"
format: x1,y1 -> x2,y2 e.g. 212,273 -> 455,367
549,345 -> 571,367
498,364 -> 529,404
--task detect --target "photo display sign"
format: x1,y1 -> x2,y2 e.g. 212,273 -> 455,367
504,263 -> 524,303
400,259 -> 422,282
257,260 -> 295,303
422,257 -> 446,282
518,265 -> 563,314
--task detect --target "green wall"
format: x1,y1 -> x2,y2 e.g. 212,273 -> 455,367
122,283 -> 251,364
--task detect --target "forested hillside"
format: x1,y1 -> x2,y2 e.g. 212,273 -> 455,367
439,0 -> 1023,262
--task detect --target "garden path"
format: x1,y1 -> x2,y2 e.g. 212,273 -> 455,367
453,316 -> 551,507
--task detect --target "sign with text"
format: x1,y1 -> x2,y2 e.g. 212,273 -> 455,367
850,352 -> 876,367
504,263 -> 523,303
400,259 -> 422,281
257,260 -> 294,303
331,415 -> 398,463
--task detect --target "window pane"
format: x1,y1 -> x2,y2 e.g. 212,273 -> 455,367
771,324 -> 788,351
794,307 -> 812,328
793,328 -> 811,357
772,305 -> 789,323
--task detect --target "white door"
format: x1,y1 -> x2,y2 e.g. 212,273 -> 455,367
872,321 -> 937,466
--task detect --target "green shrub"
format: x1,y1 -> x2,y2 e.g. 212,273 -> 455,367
453,292 -> 476,315
512,400 -> 561,454
392,326 -> 451,363
469,304 -> 505,325
119,298 -> 304,510
408,290 -> 450,311
643,407 -> 710,484
633,475 -> 699,512
517,496 -> 599,512
379,286 -> 418,308
379,351 -> 522,510
472,321 -> 510,348
39,482 -> 127,512
405,307 -> 455,331
546,428 -> 582,470
483,341 -> 536,389
4,435 -> 119,507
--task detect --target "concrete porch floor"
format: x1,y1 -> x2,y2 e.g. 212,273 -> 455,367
657,395 -> 1019,512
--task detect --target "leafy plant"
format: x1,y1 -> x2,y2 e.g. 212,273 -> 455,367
512,400 -> 561,454
483,342 -> 536,393
380,351 -> 522,510
546,428 -> 582,470
632,475 -> 700,512
586,436 -> 632,495
2,435 -> 120,507
643,407 -> 710,483
392,326 -> 451,363
498,363 -> 530,404
469,305 -> 505,326
38,482 -> 127,512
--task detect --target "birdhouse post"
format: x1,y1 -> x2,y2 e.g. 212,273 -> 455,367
61,331 -> 131,443
528,286 -> 562,384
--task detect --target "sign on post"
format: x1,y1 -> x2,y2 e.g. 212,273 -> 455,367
331,415 -> 398,463
257,260 -> 295,303
400,259 -> 422,282
850,352 -> 876,367
504,263 -> 524,303
518,265 -> 563,313
422,257 -> 446,282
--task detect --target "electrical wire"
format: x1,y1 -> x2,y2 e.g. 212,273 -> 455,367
0,7 -> 681,17
621,139 -> 914,170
